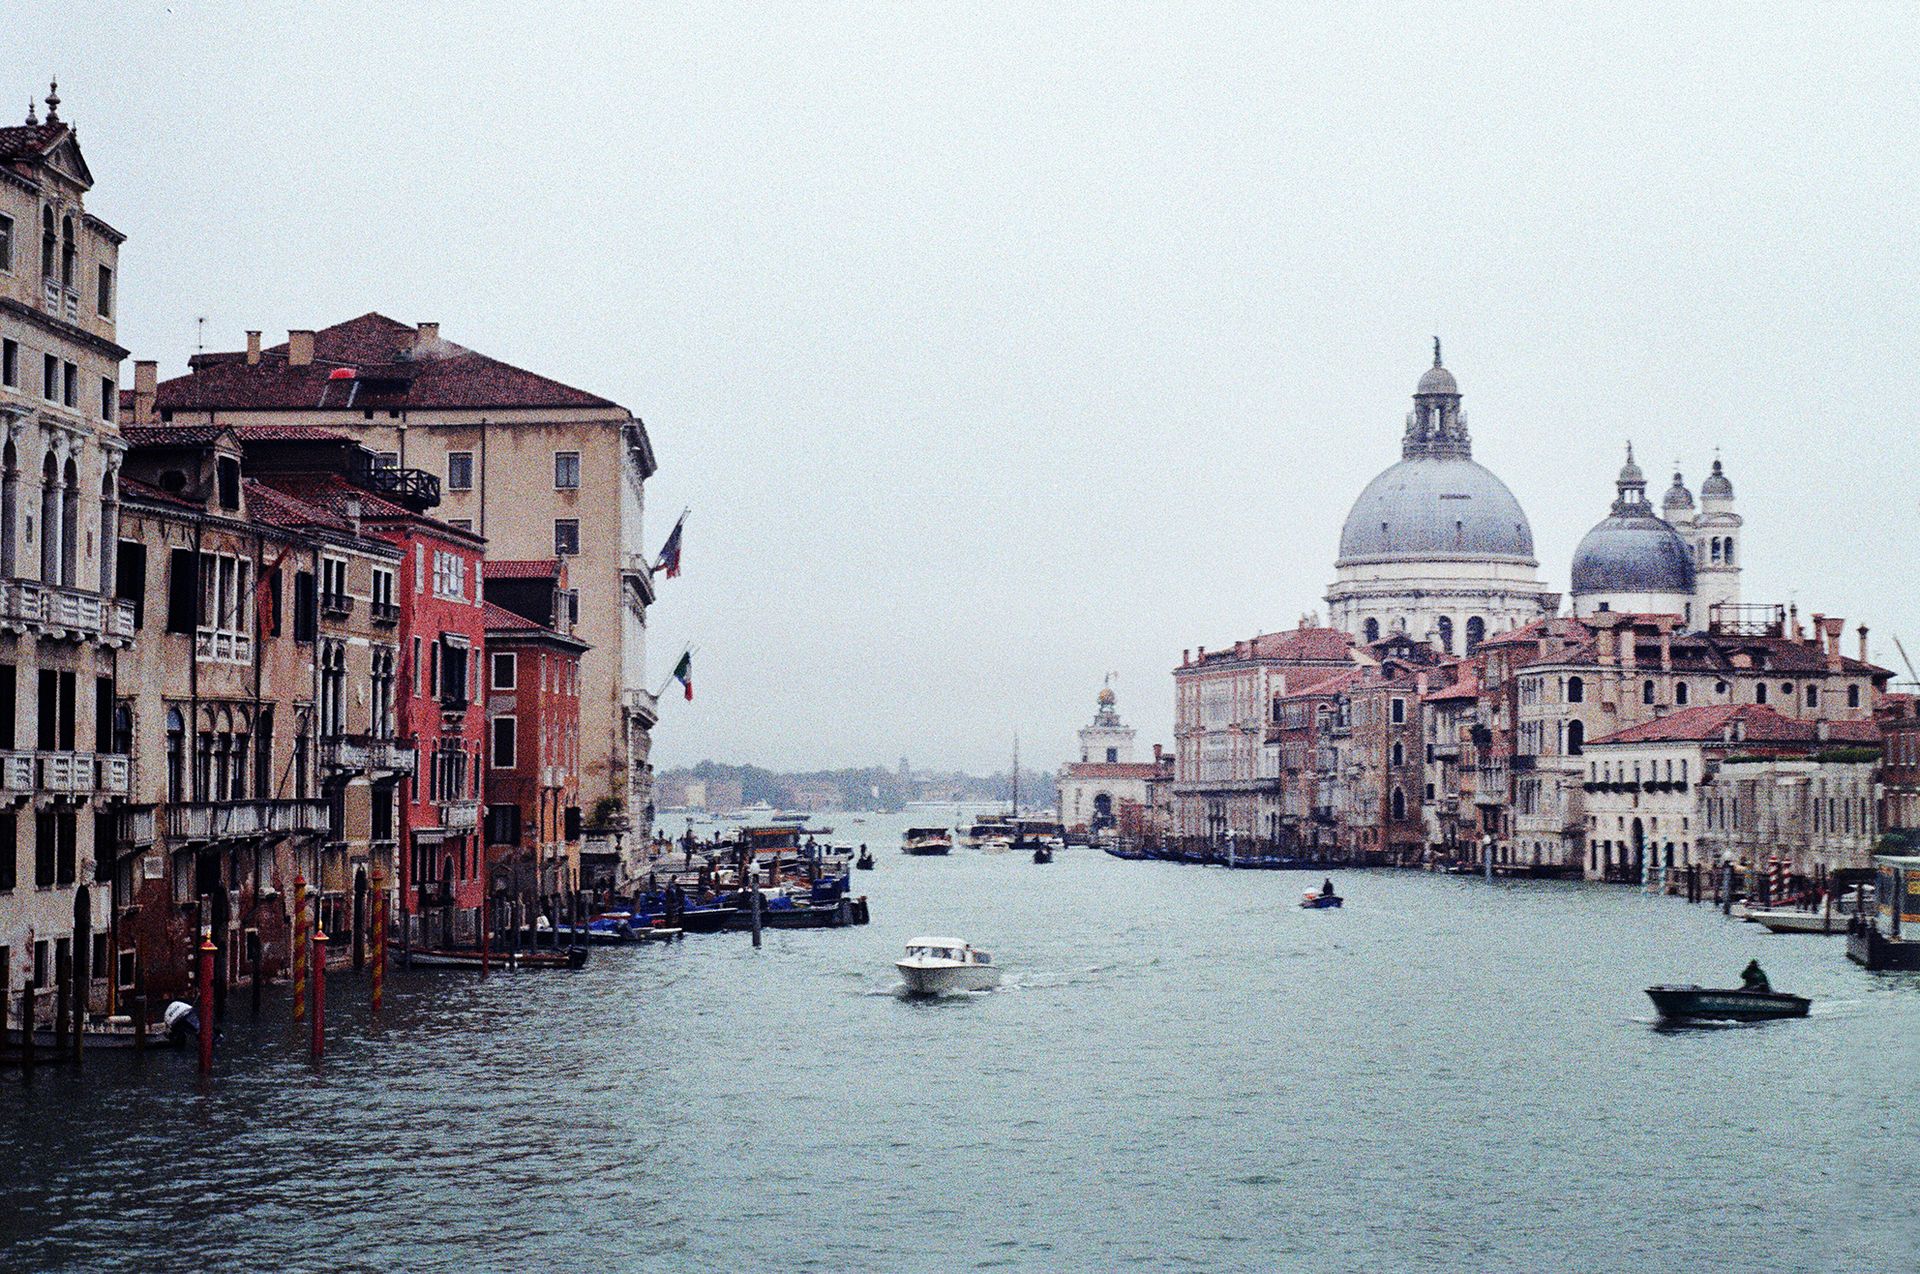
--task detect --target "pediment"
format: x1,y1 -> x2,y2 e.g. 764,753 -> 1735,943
44,134 -> 93,190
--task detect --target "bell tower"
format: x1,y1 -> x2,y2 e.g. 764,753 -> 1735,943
1691,457 -> 1742,618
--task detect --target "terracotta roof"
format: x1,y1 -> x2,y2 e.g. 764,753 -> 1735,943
484,559 -> 561,580
0,122 -> 62,162
1187,626 -> 1353,670
238,424 -> 353,442
1589,704 -> 1880,747
118,474 -> 201,510
1283,668 -> 1362,699
156,312 -> 621,413
482,601 -> 542,631
1060,761 -> 1164,780
122,424 -> 233,448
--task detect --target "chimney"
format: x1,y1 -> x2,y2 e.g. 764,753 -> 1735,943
1821,616 -> 1844,672
1810,612 -> 1827,652
1622,631 -> 1637,670
1182,649 -> 1190,666
1153,743 -> 1164,763
245,330 -> 262,365
1659,631 -> 1672,671
132,360 -> 157,425
288,330 -> 315,367
1789,603 -> 1800,638
416,321 -> 440,353
1859,625 -> 1869,663
1598,628 -> 1616,666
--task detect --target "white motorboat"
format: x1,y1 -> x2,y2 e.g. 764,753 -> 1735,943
896,936 -> 1001,995
902,827 -> 954,856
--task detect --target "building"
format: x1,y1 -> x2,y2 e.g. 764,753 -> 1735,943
1326,344 -> 1558,649
0,86 -> 136,1030
1057,686 -> 1166,837
141,313 -> 660,883
482,600 -> 586,908
1584,703 -> 1879,884
1173,623 -> 1353,844
1267,666 -> 1359,855
1342,635 -> 1448,865
1570,447 -> 1740,624
257,457 -> 490,949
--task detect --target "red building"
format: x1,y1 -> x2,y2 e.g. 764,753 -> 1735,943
267,468 -> 489,947
482,599 -> 587,905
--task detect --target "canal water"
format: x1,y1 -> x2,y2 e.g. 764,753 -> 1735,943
3,809 -> 1914,1272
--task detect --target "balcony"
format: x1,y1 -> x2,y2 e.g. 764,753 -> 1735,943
0,580 -> 137,646
42,277 -> 79,323
166,798 -> 330,842
320,591 -> 354,619
440,800 -> 480,831
117,806 -> 158,847
320,734 -> 416,775
370,599 -> 401,626
622,687 -> 659,727
0,750 -> 33,796
357,463 -> 440,512
195,627 -> 253,664
34,751 -> 130,798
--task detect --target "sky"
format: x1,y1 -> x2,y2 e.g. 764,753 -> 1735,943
17,3 -> 1920,773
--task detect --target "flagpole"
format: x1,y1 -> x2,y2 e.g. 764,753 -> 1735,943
653,644 -> 696,700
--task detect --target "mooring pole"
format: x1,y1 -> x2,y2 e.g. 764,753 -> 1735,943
291,874 -> 308,1022
750,868 -> 763,950
479,897 -> 490,980
370,872 -> 386,1016
197,933 -> 216,1077
1483,835 -> 1493,885
310,913 -> 326,1063
19,979 -> 36,1078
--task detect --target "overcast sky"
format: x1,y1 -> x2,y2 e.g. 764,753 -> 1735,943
21,3 -> 1920,772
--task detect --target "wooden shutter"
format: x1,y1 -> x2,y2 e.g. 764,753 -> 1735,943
115,540 -> 147,629
165,547 -> 197,633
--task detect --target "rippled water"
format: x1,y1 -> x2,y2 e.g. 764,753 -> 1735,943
4,811 -> 1915,1272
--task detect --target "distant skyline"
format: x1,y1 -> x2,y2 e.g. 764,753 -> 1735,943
19,3 -> 1920,771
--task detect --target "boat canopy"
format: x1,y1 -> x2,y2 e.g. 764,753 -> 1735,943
905,935 -> 971,950
904,828 -> 949,837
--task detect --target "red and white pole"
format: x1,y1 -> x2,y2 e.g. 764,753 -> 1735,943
310,911 -> 327,1063
197,933 -> 216,1077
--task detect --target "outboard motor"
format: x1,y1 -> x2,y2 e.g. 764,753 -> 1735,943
163,999 -> 200,1045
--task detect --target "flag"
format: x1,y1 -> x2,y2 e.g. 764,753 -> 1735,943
671,650 -> 693,701
655,512 -> 686,579
327,367 -> 356,381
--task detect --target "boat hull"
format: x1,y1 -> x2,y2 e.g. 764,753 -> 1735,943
405,946 -> 588,970
896,962 -> 1001,995
901,846 -> 952,856
1644,985 -> 1810,1021
1300,894 -> 1343,909
1748,909 -> 1851,935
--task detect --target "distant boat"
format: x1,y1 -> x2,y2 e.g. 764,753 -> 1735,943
1645,984 -> 1810,1022
1300,889 -> 1343,909
855,847 -> 875,870
902,827 -> 953,856
896,937 -> 1001,995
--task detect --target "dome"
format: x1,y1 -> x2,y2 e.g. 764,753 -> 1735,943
1701,458 -> 1733,498
1415,364 -> 1458,396
1570,511 -> 1696,596
1097,687 -> 1115,707
1337,456 -> 1536,564
1662,472 -> 1694,514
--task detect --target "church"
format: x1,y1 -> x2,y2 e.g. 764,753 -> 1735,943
1327,346 -> 1739,644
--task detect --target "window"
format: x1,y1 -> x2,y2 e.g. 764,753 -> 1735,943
1642,679 -> 1655,706
320,557 -> 350,612
1805,684 -> 1818,708
1391,741 -> 1404,767
1675,682 -> 1689,705
100,375 -> 114,421
97,263 -> 113,317
554,519 -> 579,556
1567,676 -> 1584,704
1567,721 -> 1584,756
1105,747 -> 1118,763
63,361 -> 76,408
1465,617 -> 1485,652
43,353 -> 57,401
432,550 -> 467,600
0,810 -> 11,891
216,456 -> 240,510
492,651 -> 517,690
374,451 -> 399,470
1848,684 -> 1861,709
1437,616 -> 1453,654
1363,618 -> 1380,643
1390,698 -> 1405,724
292,570 -> 317,642
1754,682 -> 1767,704
491,716 -> 517,768
447,451 -> 473,491
554,451 -> 580,490
438,639 -> 469,707
486,803 -> 521,846
1,338 -> 15,387
0,212 -> 11,271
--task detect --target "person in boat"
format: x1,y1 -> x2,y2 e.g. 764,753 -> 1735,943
1740,959 -> 1770,992
1321,877 -> 1336,899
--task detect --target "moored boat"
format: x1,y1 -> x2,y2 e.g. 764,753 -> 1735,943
895,936 -> 1000,995
1748,908 -> 1851,935
405,946 -> 588,970
1644,984 -> 1810,1021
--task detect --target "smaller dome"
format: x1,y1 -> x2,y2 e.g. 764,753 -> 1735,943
1571,511 -> 1696,597
1701,458 -> 1733,498
1662,472 -> 1694,513
1416,364 -> 1458,396
1097,687 -> 1115,707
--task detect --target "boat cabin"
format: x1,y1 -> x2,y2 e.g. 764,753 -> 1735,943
1849,854 -> 1920,970
903,937 -> 991,965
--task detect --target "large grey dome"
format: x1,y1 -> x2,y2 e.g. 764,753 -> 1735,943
1570,512 -> 1696,596
1337,456 -> 1537,565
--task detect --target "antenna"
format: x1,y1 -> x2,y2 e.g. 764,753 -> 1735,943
1894,635 -> 1918,684
195,316 -> 206,351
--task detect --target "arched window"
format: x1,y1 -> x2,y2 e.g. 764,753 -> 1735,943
1715,680 -> 1729,697
1723,539 -> 1734,566
39,451 -> 59,582
1679,759 -> 1687,784
1437,616 -> 1453,654
60,214 -> 76,289
1567,675 -> 1584,704
1642,679 -> 1655,706
165,708 -> 185,802
1363,618 -> 1380,643
1848,684 -> 1861,709
0,439 -> 15,577
1465,616 -> 1485,652
40,207 -> 55,278
1710,537 -> 1722,564
1566,720 -> 1584,756
1391,788 -> 1406,821
1755,682 -> 1768,704
1391,741 -> 1404,767
1675,682 -> 1689,705
1805,684 -> 1818,708
60,457 -> 78,586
